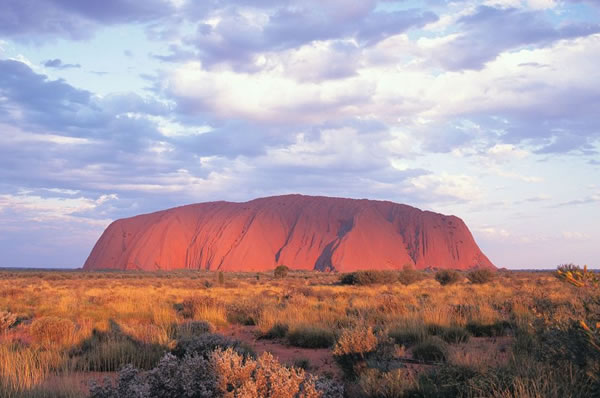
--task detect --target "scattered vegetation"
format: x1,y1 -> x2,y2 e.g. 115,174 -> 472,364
0,266 -> 598,397
434,270 -> 462,286
340,270 -> 398,285
287,325 -> 335,348
274,265 -> 289,279
466,268 -> 495,284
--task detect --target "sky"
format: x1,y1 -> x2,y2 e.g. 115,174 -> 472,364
0,0 -> 598,269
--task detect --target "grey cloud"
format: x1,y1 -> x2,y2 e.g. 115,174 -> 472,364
0,0 -> 175,40
435,6 -> 600,70
160,5 -> 436,70
43,58 -> 81,69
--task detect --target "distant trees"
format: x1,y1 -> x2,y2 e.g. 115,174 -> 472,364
274,265 -> 289,278
435,270 -> 462,286
466,269 -> 495,284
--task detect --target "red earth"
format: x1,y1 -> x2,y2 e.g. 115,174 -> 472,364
83,194 -> 494,272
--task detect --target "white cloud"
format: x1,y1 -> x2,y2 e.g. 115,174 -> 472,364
0,192 -> 117,225
562,231 -> 590,241
406,173 -> 482,202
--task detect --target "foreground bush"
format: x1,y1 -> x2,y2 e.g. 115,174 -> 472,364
434,270 -> 461,286
333,326 -> 399,380
466,268 -> 495,284
173,333 -> 254,359
340,271 -> 397,286
556,263 -> 599,288
90,348 -> 344,398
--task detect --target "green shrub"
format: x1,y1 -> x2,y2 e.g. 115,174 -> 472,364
434,270 -> 462,286
178,296 -> 217,319
466,320 -> 512,337
287,325 -> 335,348
441,326 -> 470,344
340,270 -> 398,286
262,322 -> 289,339
389,326 -> 427,347
358,368 -> 416,398
412,337 -> 448,363
174,320 -> 215,338
293,358 -> 311,370
398,265 -> 422,286
274,265 -> 289,278
466,268 -> 495,284
172,333 -> 254,359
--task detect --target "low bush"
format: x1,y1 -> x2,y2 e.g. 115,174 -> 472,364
466,268 -> 495,284
172,333 -> 254,359
30,316 -> 75,347
70,327 -> 165,371
441,326 -> 470,344
175,320 -> 215,338
178,296 -> 217,320
287,325 -> 335,348
274,265 -> 289,279
263,322 -> 289,339
411,337 -> 448,363
333,326 -> 400,380
397,265 -> 422,286
91,348 -> 344,398
388,326 -> 427,347
0,311 -> 17,332
434,270 -> 462,286
357,368 -> 415,398
340,271 -> 398,286
466,320 -> 512,337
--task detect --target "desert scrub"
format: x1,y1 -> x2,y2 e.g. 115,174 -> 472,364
466,268 -> 495,284
357,368 -> 415,398
434,270 -> 462,286
411,337 -> 448,363
333,325 -> 379,379
274,265 -> 289,278
466,320 -> 512,337
30,316 -> 75,347
0,310 -> 17,332
91,348 -> 344,398
340,271 -> 398,286
172,333 -> 254,359
440,326 -> 470,344
263,322 -> 289,339
397,265 -> 422,286
287,325 -> 335,348
388,324 -> 428,347
70,326 -> 166,371
174,320 -> 215,338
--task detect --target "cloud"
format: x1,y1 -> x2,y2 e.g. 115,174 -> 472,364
156,4 -> 437,70
43,58 -> 81,69
423,5 -> 600,70
0,0 -> 176,40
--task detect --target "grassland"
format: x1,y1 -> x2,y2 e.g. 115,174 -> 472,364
0,267 -> 598,397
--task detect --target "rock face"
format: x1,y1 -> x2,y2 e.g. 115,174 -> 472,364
83,194 -> 495,272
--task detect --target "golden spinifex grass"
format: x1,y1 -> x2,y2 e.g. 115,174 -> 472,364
0,268 -> 597,397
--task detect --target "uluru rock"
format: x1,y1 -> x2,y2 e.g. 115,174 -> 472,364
83,194 -> 495,272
